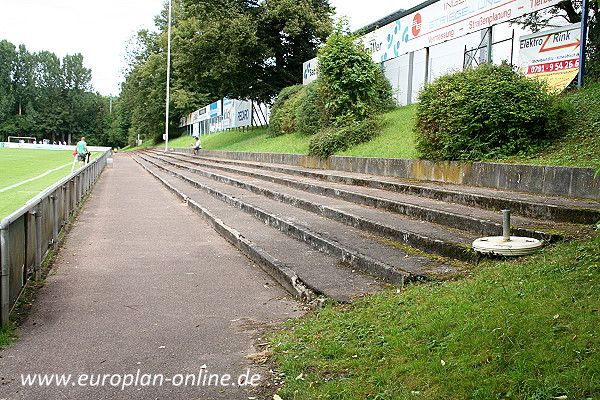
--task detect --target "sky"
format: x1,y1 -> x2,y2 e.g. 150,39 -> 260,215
0,0 -> 424,96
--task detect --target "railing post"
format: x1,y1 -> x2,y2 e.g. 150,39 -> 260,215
51,193 -> 59,251
65,183 -> 71,220
33,206 -> 42,281
1,219 -> 10,328
74,177 -> 79,208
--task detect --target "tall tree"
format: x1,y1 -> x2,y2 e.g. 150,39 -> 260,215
0,41 -> 17,131
119,0 -> 334,144
0,40 -> 111,145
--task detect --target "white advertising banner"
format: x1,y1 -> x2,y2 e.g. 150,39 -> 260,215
301,0 -> 563,83
208,100 -> 222,119
190,107 -> 209,124
222,98 -> 236,129
235,100 -> 252,128
363,0 -> 563,63
303,58 -> 319,85
518,23 -> 581,91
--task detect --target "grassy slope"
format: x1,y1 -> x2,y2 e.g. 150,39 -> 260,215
257,84 -> 599,399
0,149 -> 101,218
499,81 -> 600,168
270,238 -> 599,399
150,84 -> 598,168
146,106 -> 419,159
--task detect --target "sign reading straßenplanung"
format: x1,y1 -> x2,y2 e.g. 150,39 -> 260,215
518,23 -> 581,91
301,0 -> 563,84
363,0 -> 563,62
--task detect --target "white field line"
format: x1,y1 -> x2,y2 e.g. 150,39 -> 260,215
0,161 -> 74,193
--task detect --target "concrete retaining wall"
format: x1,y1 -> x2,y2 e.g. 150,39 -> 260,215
174,149 -> 600,201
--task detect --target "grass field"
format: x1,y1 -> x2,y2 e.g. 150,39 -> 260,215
0,148 -> 100,219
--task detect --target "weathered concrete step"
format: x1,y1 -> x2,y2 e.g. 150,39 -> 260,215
143,152 -> 480,262
137,153 -> 462,279
166,150 -> 599,225
151,151 -> 561,242
131,155 -> 386,303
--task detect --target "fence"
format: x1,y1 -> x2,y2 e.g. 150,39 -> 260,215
0,150 -> 112,327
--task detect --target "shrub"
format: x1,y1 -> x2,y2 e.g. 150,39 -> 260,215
318,25 -> 395,124
268,85 -> 304,137
308,117 -> 381,158
268,22 -> 394,155
415,63 -> 565,161
296,81 -> 324,135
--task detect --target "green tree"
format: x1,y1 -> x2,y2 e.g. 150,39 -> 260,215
119,0 -> 334,144
0,40 -> 17,139
254,0 -> 334,101
316,21 -> 394,125
0,39 -> 111,145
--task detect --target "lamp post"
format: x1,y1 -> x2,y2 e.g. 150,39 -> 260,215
164,0 -> 172,152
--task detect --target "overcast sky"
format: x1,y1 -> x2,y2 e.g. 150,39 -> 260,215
0,0 -> 423,96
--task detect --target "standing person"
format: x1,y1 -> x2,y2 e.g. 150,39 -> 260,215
192,136 -> 202,155
76,137 -> 88,167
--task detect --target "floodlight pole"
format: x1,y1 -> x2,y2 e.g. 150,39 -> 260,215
164,0 -> 172,152
577,0 -> 589,88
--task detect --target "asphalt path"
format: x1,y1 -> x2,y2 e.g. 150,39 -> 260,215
0,153 -> 302,399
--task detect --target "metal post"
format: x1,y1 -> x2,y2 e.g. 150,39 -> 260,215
407,51 -> 415,105
164,0 -> 173,152
51,193 -> 59,251
502,210 -> 511,241
578,0 -> 590,87
33,207 -> 42,281
74,177 -> 79,207
1,219 -> 10,328
65,183 -> 71,219
509,29 -> 515,66
424,47 -> 430,84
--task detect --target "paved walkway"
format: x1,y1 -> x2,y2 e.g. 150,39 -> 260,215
0,153 -> 302,400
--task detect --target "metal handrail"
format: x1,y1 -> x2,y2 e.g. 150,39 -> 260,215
1,149 -> 112,327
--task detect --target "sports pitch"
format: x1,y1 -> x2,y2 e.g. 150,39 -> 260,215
0,148 -> 100,219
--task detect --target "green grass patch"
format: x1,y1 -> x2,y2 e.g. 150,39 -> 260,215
337,105 -> 419,159
270,235 -> 599,400
157,106 -> 419,159
500,82 -> 600,169
0,148 -> 101,218
165,127 -> 311,154
0,326 -> 17,348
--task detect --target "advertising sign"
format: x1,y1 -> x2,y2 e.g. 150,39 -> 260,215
303,58 -> 319,85
190,107 -> 209,124
518,23 -> 581,91
209,100 -> 222,118
235,100 -> 252,128
302,0 -> 563,83
222,98 -> 236,129
363,0 -> 563,63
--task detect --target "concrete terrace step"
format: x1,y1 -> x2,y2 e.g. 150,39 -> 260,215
131,155 -> 385,303
148,150 -> 568,244
165,150 -> 600,225
133,153 -> 460,288
142,151 -> 481,262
